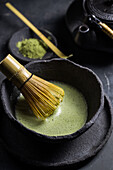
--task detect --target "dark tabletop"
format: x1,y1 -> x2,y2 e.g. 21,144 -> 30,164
0,0 -> 113,169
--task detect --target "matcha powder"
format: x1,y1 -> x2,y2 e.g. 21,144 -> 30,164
17,38 -> 48,59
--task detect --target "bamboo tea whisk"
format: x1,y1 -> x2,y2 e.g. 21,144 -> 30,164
0,54 -> 64,119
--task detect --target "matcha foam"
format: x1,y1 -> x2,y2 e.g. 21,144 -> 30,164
15,82 -> 88,136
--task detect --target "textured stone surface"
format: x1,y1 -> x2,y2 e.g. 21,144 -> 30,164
0,0 -> 113,169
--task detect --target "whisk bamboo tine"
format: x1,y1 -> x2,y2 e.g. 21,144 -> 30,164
31,76 -> 64,101
23,79 -> 60,106
0,54 -> 64,120
5,2 -> 72,59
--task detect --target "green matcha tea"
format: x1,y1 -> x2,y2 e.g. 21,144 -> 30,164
16,38 -> 48,59
15,82 -> 88,136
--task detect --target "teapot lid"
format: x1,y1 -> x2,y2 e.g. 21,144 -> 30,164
86,0 -> 113,22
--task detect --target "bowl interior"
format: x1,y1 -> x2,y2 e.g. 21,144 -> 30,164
1,59 -> 104,141
8,27 -> 57,64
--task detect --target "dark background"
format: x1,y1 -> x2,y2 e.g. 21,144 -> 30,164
0,0 -> 113,169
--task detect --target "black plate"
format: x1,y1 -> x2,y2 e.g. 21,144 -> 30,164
8,27 -> 57,64
0,95 -> 112,169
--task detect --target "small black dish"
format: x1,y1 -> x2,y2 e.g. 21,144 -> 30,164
0,58 -> 104,143
8,27 -> 57,64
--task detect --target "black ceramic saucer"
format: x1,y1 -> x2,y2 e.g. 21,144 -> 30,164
8,27 -> 57,64
0,95 -> 112,169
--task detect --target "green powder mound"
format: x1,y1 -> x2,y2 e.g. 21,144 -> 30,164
16,38 -> 48,59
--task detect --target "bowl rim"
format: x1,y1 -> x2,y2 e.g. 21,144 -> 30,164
1,58 -> 104,142
8,27 -> 58,63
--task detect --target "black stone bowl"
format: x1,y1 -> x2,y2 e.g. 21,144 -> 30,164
0,59 -> 104,143
8,27 -> 57,64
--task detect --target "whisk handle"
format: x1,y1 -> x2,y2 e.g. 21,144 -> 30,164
0,54 -> 32,89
